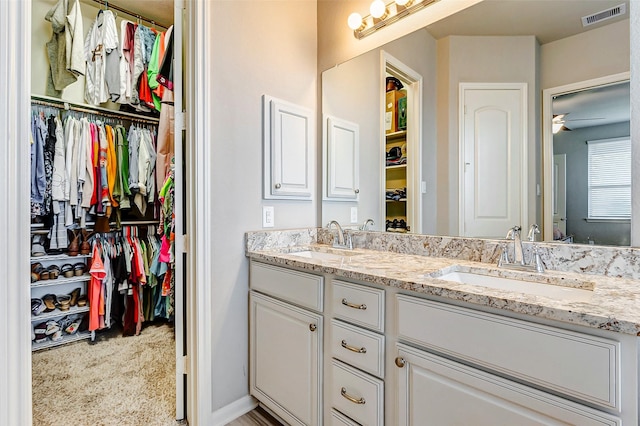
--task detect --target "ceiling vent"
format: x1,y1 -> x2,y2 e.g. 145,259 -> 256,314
582,3 -> 626,27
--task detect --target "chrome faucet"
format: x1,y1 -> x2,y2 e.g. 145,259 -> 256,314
499,224 -> 545,273
360,219 -> 375,231
327,220 -> 352,249
506,226 -> 525,265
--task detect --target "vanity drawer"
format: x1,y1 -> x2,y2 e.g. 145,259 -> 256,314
332,280 -> 384,332
330,409 -> 360,426
250,261 -> 323,311
331,319 -> 385,378
330,359 -> 384,426
396,294 -> 619,410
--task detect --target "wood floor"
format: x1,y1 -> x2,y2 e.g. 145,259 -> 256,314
226,407 -> 283,426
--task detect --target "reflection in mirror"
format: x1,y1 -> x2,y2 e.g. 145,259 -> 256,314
321,0 -> 630,245
549,80 -> 630,246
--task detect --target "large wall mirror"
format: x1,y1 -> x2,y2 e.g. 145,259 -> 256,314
321,0 -> 630,246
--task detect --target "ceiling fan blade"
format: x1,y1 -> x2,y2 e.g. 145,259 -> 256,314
563,117 -> 605,122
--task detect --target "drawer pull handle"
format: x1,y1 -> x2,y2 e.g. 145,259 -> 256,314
395,357 -> 406,368
341,340 -> 367,354
341,298 -> 367,310
309,323 -> 317,332
341,387 -> 366,405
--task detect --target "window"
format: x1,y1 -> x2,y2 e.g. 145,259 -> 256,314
587,137 -> 631,220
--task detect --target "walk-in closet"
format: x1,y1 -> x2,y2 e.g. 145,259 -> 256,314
29,0 -> 184,424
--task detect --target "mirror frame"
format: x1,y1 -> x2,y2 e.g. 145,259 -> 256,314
542,71 -> 631,242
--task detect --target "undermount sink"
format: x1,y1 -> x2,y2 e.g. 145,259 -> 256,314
289,248 -> 361,261
432,268 -> 594,302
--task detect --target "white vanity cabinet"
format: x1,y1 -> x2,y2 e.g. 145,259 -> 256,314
249,262 -> 324,426
328,279 -> 385,425
247,256 -> 639,426
394,294 -> 628,425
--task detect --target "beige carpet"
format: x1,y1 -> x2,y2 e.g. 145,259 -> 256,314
32,323 -> 177,426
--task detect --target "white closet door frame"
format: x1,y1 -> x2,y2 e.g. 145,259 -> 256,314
173,0 -> 186,421
3,1 -> 193,425
0,1 -> 33,425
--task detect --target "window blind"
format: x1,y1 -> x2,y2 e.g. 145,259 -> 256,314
587,137 -> 631,219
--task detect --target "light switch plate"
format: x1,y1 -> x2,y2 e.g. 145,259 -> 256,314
350,207 -> 358,223
263,206 -> 274,228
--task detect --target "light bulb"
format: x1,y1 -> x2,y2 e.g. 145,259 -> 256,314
370,0 -> 387,19
347,12 -> 363,30
396,0 -> 411,6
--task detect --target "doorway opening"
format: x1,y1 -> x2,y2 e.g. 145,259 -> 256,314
542,73 -> 630,245
28,0 -> 186,423
381,51 -> 423,234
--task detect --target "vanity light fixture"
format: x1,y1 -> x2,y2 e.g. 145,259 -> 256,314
348,0 -> 438,39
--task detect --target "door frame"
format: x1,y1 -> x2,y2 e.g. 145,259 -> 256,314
380,51 -> 423,234
1,1 -> 197,424
458,82 -> 528,237
541,72 -> 629,241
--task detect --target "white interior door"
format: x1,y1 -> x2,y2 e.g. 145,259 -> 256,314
460,84 -> 527,238
553,154 -> 567,237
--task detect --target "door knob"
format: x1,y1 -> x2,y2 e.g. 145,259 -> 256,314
309,323 -> 317,332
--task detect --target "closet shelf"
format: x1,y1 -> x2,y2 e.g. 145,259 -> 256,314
386,198 -> 407,203
386,130 -> 407,141
31,254 -> 91,262
32,331 -> 92,352
31,275 -> 90,289
31,306 -> 90,323
386,164 -> 407,170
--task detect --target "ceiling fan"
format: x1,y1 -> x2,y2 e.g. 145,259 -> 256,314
552,113 -> 605,133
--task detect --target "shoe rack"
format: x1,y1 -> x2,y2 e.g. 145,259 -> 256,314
30,227 -> 94,352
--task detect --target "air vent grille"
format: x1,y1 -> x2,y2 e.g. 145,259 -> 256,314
582,3 -> 626,27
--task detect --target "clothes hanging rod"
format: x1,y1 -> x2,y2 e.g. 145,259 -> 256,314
31,95 -> 160,125
86,0 -> 171,29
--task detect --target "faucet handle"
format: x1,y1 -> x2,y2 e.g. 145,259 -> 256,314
527,224 -> 540,242
497,242 -> 510,266
531,244 -> 546,273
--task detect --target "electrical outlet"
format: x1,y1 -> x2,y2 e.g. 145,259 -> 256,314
262,206 -> 274,228
350,207 -> 358,223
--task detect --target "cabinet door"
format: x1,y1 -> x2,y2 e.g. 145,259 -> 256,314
396,343 -> 620,426
324,115 -> 359,200
263,95 -> 313,200
250,291 -> 322,426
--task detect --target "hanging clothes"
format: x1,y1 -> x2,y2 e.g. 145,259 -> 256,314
44,0 -> 85,96
84,9 -> 120,105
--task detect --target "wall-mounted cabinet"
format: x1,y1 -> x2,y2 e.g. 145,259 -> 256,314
263,95 -> 314,200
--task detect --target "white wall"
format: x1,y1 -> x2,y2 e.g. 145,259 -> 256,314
205,0 -> 318,419
317,0 -> 482,72
321,28 -> 436,232
437,35 -> 539,235
540,19 -> 630,91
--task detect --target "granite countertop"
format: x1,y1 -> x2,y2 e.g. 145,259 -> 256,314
247,244 -> 640,336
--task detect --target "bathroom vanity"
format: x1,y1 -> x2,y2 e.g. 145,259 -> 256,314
246,229 -> 640,425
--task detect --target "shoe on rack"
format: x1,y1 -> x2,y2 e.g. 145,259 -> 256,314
45,320 -> 60,336
69,288 -> 81,306
68,230 -> 79,256
47,264 -> 60,280
80,229 -> 91,255
64,315 -> 81,335
42,294 -> 57,312
57,294 -> 71,311
31,234 -> 46,257
61,263 -> 74,278
31,298 -> 45,316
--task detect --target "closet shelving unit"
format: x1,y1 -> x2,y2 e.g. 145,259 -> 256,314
30,96 -> 160,351
385,129 -> 409,232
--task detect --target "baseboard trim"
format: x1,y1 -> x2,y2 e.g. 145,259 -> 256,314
210,395 -> 258,426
